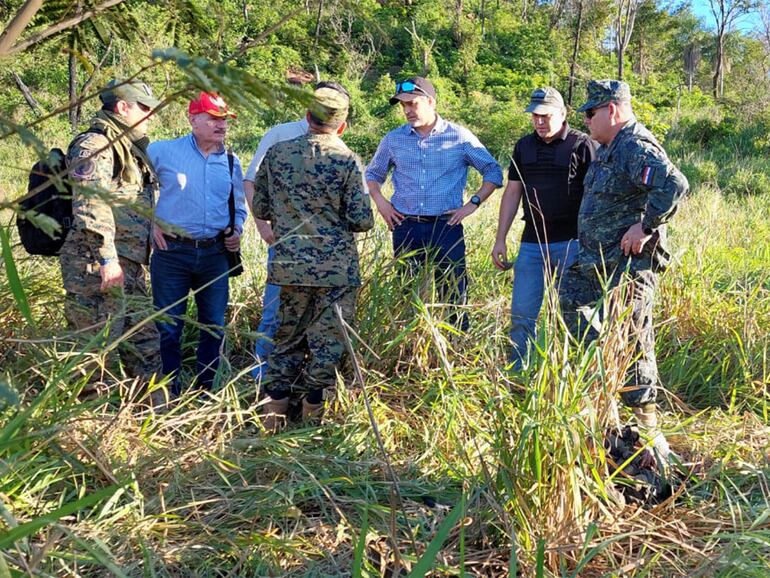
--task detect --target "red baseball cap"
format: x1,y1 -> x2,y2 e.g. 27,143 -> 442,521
188,92 -> 236,118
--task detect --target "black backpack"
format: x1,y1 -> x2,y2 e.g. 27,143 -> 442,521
16,147 -> 73,256
17,128 -> 110,256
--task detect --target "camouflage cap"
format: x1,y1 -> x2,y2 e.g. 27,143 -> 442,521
524,87 -> 565,114
311,86 -> 349,124
577,79 -> 631,112
100,79 -> 161,108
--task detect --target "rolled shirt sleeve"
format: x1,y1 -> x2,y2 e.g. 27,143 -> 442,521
364,137 -> 393,185
461,129 -> 503,187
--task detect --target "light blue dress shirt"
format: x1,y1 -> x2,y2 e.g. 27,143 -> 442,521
365,116 -> 503,216
149,134 -> 247,239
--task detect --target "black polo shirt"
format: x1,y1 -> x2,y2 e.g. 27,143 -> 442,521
508,123 -> 596,243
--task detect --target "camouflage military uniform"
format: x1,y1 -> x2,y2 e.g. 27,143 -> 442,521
59,110 -> 161,380
559,116 -> 688,407
252,131 -> 374,398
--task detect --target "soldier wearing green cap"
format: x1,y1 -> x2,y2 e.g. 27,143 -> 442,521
59,78 -> 162,399
559,79 -> 689,462
252,81 -> 374,432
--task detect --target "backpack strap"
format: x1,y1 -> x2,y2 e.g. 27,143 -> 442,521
227,150 -> 235,233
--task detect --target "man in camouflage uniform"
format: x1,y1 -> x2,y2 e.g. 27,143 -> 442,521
252,82 -> 374,432
59,79 -> 161,392
559,80 -> 689,460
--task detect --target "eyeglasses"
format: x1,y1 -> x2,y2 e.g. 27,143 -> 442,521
396,81 -> 429,96
584,103 -> 610,119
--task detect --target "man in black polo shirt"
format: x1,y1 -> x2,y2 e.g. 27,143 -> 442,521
492,87 -> 596,369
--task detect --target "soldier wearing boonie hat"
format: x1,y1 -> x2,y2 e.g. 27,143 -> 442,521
559,79 -> 689,465
148,92 -> 247,396
58,78 -> 162,400
492,86 -> 596,371
252,80 -> 374,433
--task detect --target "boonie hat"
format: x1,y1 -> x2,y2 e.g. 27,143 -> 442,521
188,92 -> 237,118
524,87 -> 565,114
389,77 -> 436,105
100,79 -> 161,108
577,80 -> 631,113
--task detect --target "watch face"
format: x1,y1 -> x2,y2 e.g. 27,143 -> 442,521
471,195 -> 481,206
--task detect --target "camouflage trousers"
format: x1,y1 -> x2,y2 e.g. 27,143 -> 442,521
558,264 -> 658,408
60,253 -> 161,381
264,285 -> 356,400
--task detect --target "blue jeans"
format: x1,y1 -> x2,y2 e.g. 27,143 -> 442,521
253,246 -> 281,379
150,239 -> 230,394
392,217 -> 468,330
510,239 -> 578,368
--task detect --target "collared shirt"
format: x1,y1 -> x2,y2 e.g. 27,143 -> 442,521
244,118 -> 309,181
365,116 -> 503,216
149,134 -> 247,239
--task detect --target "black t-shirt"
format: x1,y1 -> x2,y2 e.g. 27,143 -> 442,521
508,124 -> 596,243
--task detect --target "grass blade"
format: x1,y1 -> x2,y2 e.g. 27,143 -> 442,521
0,225 -> 33,326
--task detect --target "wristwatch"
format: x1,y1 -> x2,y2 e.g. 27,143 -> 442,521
470,194 -> 482,207
642,224 -> 655,236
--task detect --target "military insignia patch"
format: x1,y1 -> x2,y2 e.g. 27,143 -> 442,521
641,165 -> 655,185
72,159 -> 96,179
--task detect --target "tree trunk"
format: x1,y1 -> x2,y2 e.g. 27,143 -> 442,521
68,35 -> 79,133
567,0 -> 584,107
313,0 -> 324,50
713,34 -> 724,98
12,71 -> 41,115
618,46 -> 625,80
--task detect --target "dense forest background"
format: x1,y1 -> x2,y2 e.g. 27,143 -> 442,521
1,1 -> 770,577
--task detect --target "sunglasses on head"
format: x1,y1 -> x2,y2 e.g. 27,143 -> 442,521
584,103 -> 610,119
396,81 -> 429,96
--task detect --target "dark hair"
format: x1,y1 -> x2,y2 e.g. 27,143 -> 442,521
314,80 -> 350,100
307,111 -> 344,131
101,100 -> 121,113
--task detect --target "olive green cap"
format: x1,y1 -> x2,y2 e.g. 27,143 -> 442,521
577,79 -> 631,112
100,79 -> 161,108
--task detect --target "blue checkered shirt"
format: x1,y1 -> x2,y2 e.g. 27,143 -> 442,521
365,116 -> 503,216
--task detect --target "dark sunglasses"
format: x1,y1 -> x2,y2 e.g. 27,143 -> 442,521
584,103 -> 610,119
395,81 -> 429,96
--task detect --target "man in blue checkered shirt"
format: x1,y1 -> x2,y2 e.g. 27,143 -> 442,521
365,77 -> 503,330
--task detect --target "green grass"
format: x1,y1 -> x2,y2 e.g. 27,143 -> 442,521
2,128 -> 770,576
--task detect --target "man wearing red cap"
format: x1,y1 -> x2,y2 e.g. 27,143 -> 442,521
149,92 -> 247,395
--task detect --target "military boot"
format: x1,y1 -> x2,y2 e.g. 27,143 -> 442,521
631,403 -> 673,466
302,398 -> 325,425
261,397 -> 290,434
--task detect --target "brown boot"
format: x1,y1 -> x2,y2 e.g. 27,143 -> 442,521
261,397 -> 289,434
302,398 -> 324,424
631,403 -> 673,466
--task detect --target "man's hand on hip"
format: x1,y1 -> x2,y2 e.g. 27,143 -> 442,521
445,203 -> 477,226
100,260 -> 124,291
621,222 -> 653,256
373,196 -> 404,230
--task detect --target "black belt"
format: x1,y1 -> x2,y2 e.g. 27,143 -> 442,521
163,233 -> 223,248
402,214 -> 449,223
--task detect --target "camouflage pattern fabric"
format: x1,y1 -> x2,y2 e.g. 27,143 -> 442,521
263,285 -> 356,396
61,111 -> 156,265
59,110 -> 160,381
559,266 -> 658,407
61,256 -> 160,380
577,121 -> 688,273
559,119 -> 688,408
252,132 -> 374,287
